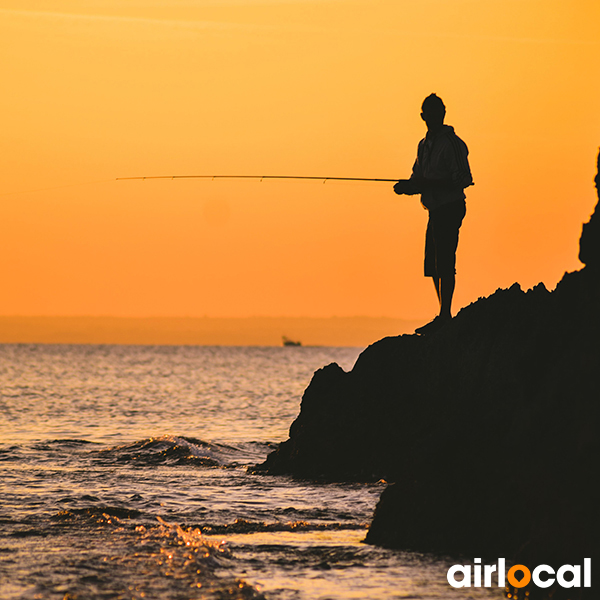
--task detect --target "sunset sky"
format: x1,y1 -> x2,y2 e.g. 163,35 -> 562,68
1,0 -> 599,322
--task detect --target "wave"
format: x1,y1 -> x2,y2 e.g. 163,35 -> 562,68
0,445 -> 21,462
50,506 -> 144,523
0,440 -> 101,465
47,506 -> 366,537
93,436 -> 223,467
91,435 -> 273,468
200,518 -> 368,535
34,439 -> 100,447
2,436 -> 273,469
32,512 -> 268,600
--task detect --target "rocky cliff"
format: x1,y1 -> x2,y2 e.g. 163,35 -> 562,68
254,151 -> 600,599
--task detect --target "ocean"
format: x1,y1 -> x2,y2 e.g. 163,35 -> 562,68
0,344 -> 504,599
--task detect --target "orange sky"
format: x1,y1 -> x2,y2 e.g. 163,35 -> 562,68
1,0 -> 599,320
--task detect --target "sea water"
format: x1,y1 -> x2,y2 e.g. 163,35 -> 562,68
0,344 -> 504,599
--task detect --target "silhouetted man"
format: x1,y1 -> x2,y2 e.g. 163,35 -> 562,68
394,94 -> 473,334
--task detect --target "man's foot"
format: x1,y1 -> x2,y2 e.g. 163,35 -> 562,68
414,315 -> 451,335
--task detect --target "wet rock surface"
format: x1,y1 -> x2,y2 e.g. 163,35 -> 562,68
254,152 -> 600,598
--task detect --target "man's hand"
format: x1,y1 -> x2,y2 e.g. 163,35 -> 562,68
394,179 -> 419,195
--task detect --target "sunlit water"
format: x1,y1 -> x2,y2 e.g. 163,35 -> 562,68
0,345 -> 503,599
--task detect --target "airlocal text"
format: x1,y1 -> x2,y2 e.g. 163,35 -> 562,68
447,558 -> 591,589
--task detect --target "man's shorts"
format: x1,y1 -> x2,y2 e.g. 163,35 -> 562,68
424,200 -> 466,278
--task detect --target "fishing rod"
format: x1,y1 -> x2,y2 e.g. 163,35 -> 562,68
116,175 -> 398,183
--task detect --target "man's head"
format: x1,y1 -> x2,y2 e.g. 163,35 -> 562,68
421,94 -> 446,131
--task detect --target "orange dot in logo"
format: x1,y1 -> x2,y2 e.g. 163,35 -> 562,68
507,565 -> 532,588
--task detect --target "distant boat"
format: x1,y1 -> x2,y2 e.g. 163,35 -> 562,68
282,336 -> 302,347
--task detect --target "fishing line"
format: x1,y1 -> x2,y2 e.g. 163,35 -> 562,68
116,175 -> 398,183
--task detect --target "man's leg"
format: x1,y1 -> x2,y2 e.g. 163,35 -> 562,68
432,276 -> 441,306
416,203 -> 464,334
415,276 -> 446,334
439,273 -> 455,319
434,201 -> 465,321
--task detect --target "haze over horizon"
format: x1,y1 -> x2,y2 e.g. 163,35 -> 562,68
0,315 -> 424,346
1,1 -> 599,330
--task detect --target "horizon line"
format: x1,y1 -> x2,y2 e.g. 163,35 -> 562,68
0,314 -> 424,321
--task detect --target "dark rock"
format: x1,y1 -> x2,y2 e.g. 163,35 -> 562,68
253,151 -> 600,598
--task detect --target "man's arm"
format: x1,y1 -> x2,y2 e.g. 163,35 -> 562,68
445,134 -> 474,190
411,177 -> 459,192
394,177 -> 457,195
394,150 -> 424,195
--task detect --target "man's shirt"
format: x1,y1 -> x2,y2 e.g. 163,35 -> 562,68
411,124 -> 473,211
